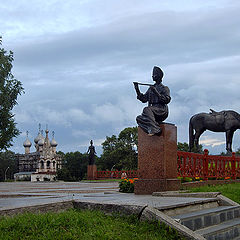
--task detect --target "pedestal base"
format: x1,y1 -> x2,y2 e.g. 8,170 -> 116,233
134,124 -> 180,194
87,165 -> 97,180
134,178 -> 181,195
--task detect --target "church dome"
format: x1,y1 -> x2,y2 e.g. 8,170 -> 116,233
23,138 -> 32,148
51,138 -> 58,147
38,138 -> 44,146
34,133 -> 42,144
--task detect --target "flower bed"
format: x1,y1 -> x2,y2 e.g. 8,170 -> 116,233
119,178 -> 138,193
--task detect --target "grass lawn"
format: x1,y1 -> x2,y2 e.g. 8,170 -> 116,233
0,209 -> 183,240
188,182 -> 240,204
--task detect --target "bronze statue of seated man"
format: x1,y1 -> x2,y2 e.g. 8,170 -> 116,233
133,66 -> 171,136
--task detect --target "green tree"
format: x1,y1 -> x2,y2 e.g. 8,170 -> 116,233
234,148 -> 240,156
98,127 -> 138,170
0,151 -> 18,181
57,151 -> 89,181
0,37 -> 24,151
178,142 -> 203,153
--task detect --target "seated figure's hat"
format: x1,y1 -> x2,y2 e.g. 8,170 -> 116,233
153,66 -> 164,78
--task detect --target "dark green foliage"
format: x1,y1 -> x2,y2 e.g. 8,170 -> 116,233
235,148 -> 240,156
119,179 -> 135,193
220,152 -> 228,156
220,148 -> 240,156
0,151 -> 18,181
0,209 -> 184,240
57,151 -> 89,181
178,142 -> 203,153
97,127 -> 138,170
0,37 -> 24,151
56,167 -> 72,181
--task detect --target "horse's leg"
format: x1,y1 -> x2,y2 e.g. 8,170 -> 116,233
194,129 -> 205,152
189,120 -> 195,152
226,130 -> 234,153
228,130 -> 235,152
189,132 -> 195,152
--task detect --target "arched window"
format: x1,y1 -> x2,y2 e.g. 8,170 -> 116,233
47,161 -> 51,168
40,161 -> 44,169
53,161 -> 56,169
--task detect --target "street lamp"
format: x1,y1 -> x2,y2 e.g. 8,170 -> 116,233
110,164 -> 116,179
111,164 -> 116,172
4,167 -> 9,181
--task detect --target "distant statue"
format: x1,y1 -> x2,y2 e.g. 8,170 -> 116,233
87,140 -> 96,165
189,109 -> 240,153
133,66 -> 171,136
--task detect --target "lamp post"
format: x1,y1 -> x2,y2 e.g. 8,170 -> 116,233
111,164 -> 116,172
4,167 -> 9,181
110,164 -> 116,178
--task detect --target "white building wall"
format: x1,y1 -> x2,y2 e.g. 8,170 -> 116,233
31,173 -> 56,182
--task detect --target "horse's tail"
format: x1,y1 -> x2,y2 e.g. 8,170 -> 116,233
189,117 -> 194,152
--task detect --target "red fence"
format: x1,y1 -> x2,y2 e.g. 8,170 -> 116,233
97,150 -> 240,180
177,150 -> 240,180
96,170 -> 138,179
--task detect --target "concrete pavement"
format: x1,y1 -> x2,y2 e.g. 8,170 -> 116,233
0,181 -> 215,211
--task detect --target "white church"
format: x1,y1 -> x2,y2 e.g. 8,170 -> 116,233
15,125 -> 62,182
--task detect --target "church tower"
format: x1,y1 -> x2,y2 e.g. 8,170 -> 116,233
23,131 -> 32,154
15,124 -> 62,181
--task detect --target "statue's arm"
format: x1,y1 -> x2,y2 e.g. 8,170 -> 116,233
160,87 -> 171,104
152,86 -> 171,104
133,82 -> 141,96
137,91 -> 149,103
133,82 -> 148,103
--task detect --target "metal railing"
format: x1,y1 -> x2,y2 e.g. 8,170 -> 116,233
96,150 -> 240,180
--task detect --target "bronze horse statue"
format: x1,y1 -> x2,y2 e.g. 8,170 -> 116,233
189,109 -> 240,153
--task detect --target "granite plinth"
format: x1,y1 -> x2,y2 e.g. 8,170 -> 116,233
135,124 -> 180,194
134,179 -> 180,195
87,165 -> 97,180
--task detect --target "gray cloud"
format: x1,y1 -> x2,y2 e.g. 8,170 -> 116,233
1,0 -> 240,154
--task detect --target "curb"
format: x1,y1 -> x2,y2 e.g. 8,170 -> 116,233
73,201 -> 147,219
217,194 -> 240,206
152,192 -> 221,198
0,200 -> 74,216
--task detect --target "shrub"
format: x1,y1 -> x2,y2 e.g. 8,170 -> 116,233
119,178 -> 137,193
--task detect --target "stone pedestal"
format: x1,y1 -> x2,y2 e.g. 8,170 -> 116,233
87,165 -> 97,180
134,123 -> 180,194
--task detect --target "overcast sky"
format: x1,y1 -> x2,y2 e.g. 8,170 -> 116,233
1,0 -> 240,155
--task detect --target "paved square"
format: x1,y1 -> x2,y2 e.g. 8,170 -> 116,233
0,181 -> 215,211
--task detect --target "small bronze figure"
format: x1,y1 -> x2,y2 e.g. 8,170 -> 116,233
189,109 -> 240,153
133,66 -> 171,136
87,140 -> 96,165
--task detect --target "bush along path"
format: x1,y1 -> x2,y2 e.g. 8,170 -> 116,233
119,178 -> 137,193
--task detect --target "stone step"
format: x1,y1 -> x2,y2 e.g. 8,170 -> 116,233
173,205 -> 240,231
158,198 -> 219,216
195,218 -> 240,240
